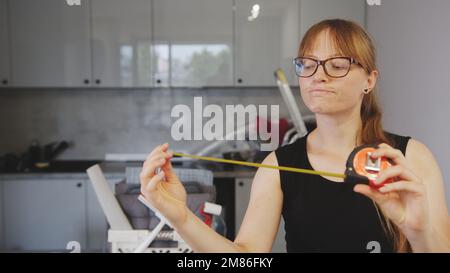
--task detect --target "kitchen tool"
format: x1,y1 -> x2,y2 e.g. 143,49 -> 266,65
35,141 -> 70,169
42,141 -> 70,162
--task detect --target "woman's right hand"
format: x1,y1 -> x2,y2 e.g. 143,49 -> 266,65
140,143 -> 188,227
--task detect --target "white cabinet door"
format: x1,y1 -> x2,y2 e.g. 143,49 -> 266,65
235,178 -> 286,253
9,0 -> 91,87
300,0 -> 366,38
153,0 -> 234,87
91,0 -> 152,87
0,0 -> 10,87
234,0 -> 300,87
3,178 -> 87,252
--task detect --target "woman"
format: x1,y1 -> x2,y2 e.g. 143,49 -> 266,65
140,19 -> 450,252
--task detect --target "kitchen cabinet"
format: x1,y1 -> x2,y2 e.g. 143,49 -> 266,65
0,0 -> 10,87
299,0 -> 366,38
235,178 -> 286,253
234,0 -> 300,87
234,0 -> 366,87
91,0 -> 153,87
0,174 -> 123,252
4,0 -> 366,88
8,0 -> 92,87
152,0 -> 234,87
2,178 -> 87,252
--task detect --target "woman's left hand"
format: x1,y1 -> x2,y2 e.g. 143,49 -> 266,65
353,143 -> 431,239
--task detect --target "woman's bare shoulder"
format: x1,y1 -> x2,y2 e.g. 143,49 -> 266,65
405,138 -> 437,169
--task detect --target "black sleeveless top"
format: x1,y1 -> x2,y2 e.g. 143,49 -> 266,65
275,132 -> 411,253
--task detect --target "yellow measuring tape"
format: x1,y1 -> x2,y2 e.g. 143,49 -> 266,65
156,152 -> 346,206
173,152 -> 346,179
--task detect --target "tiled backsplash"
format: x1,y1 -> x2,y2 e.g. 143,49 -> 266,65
0,87 -> 311,160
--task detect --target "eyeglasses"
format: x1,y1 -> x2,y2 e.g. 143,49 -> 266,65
293,57 -> 363,78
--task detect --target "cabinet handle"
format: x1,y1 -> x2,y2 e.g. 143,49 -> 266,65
2,79 -> 8,85
237,78 -> 243,84
95,79 -> 101,85
238,181 -> 244,187
76,182 -> 83,188
156,79 -> 162,84
84,79 -> 90,84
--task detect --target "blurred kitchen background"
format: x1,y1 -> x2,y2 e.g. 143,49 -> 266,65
0,0 -> 449,253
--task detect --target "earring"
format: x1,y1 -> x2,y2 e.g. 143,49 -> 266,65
363,88 -> 370,94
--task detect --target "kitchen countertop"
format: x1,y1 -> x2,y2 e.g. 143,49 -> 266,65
0,160 -> 257,180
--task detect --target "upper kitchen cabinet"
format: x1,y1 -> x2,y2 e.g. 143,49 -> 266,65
299,0 -> 366,38
152,0 -> 234,87
0,0 -> 10,87
8,0 -> 91,87
91,0 -> 152,87
234,0 -> 301,87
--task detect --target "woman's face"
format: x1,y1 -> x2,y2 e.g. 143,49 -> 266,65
299,31 -> 378,115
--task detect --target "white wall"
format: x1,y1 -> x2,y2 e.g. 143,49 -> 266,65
367,0 -> 450,207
